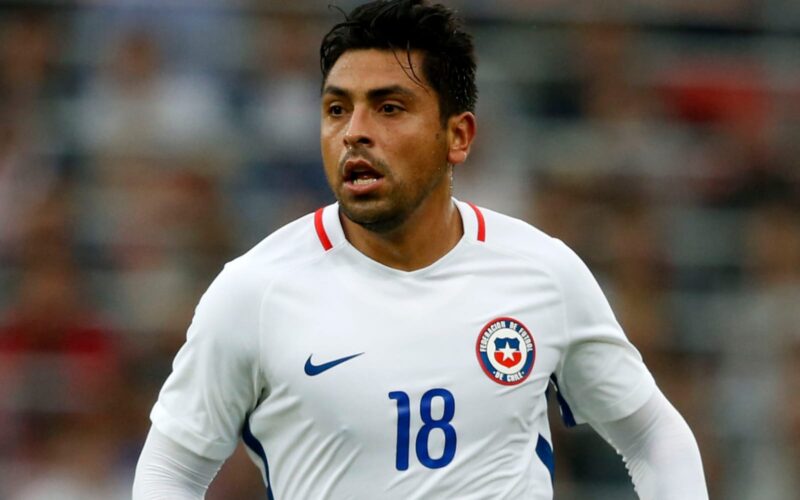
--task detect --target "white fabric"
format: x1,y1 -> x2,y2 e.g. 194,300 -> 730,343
147,200 -> 661,499
593,390 -> 709,500
132,427 -> 222,500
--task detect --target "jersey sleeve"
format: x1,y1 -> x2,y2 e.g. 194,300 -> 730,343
551,240 -> 656,426
150,261 -> 265,460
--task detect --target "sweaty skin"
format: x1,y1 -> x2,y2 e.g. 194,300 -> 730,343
320,49 -> 475,271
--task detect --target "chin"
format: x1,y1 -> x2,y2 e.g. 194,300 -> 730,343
340,201 -> 407,234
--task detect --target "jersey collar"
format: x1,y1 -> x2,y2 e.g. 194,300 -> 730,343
314,198 -> 486,253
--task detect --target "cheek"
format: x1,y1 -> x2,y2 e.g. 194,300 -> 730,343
417,129 -> 449,164
320,130 -> 342,165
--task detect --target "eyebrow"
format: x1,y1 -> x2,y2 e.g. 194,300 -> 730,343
322,84 -> 417,101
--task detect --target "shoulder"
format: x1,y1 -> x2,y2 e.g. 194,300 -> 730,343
471,204 -> 582,271
464,203 -> 601,304
198,208 -> 329,315
225,208 -> 330,280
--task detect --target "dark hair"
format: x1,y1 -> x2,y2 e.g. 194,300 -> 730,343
320,0 -> 477,124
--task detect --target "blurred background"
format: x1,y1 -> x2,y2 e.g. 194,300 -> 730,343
0,0 -> 798,498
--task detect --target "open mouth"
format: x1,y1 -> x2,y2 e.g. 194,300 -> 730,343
344,159 -> 384,187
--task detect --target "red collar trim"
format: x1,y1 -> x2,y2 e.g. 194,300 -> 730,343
314,208 -> 333,251
466,202 -> 486,242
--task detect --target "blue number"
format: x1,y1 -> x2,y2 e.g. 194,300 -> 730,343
416,388 -> 457,469
389,388 -> 457,470
388,391 -> 411,471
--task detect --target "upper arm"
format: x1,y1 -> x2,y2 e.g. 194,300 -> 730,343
551,240 -> 656,425
133,426 -> 224,499
150,262 -> 266,460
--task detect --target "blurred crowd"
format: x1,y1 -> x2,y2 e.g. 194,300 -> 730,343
0,1 -> 798,499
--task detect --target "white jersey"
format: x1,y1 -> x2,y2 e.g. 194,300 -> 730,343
151,200 -> 656,499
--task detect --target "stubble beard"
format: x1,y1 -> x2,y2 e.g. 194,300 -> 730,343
337,163 -> 449,235
337,177 -> 413,234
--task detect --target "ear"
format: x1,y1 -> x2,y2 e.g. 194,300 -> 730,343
446,111 -> 477,166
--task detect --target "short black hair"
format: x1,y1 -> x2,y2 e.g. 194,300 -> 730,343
320,0 -> 477,124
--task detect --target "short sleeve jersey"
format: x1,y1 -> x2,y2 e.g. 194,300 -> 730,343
151,200 -> 656,499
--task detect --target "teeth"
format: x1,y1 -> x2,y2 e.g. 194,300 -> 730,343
353,178 -> 378,185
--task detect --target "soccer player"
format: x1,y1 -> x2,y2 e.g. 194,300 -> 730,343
132,1 -> 708,498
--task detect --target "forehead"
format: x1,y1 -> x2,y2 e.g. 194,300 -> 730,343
324,49 -> 430,94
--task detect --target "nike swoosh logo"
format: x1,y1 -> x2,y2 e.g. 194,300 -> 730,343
304,352 -> 364,376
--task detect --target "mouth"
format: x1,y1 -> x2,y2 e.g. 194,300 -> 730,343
343,158 -> 385,190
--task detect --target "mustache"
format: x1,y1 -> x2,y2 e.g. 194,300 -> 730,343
339,148 -> 388,175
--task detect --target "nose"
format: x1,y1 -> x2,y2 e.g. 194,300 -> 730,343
343,106 -> 374,149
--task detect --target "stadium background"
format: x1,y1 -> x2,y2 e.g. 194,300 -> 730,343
0,0 -> 798,498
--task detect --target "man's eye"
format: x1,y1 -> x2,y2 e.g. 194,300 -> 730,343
329,105 -> 344,116
381,104 -> 401,114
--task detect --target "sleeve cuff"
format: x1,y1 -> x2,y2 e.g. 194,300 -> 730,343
574,371 -> 657,425
150,402 -> 238,461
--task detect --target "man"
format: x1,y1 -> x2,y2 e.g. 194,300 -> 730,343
133,1 -> 708,498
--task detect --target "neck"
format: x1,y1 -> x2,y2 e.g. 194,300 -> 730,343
340,194 -> 463,272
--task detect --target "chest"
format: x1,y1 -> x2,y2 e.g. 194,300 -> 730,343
257,264 -> 565,438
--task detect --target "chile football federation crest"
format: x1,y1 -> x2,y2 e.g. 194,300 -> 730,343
476,317 -> 536,385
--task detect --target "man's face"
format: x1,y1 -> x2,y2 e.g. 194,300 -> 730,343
320,49 -> 450,233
